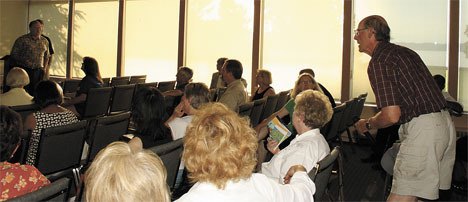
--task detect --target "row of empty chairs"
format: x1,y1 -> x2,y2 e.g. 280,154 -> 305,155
322,92 -> 368,148
81,84 -> 135,119
53,75 -> 147,97
105,75 -> 147,87
7,82 -> 135,122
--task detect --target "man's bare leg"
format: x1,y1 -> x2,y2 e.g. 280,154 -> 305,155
387,193 -> 417,202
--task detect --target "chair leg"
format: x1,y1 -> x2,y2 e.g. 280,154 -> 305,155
345,128 -> 357,154
72,167 -> 82,191
346,128 -> 354,144
383,174 -> 392,201
337,152 -> 345,201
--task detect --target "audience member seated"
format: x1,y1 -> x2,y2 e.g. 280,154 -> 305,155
84,142 -> 170,202
299,68 -> 336,108
251,69 -> 275,101
165,82 -> 210,190
166,83 -> 210,140
24,80 -> 79,165
0,106 -> 50,200
261,90 -> 332,183
255,73 -> 322,149
163,66 -> 194,112
176,103 -> 315,201
163,66 -> 194,97
0,67 -> 33,106
128,87 -> 172,149
433,74 -> 464,114
210,57 -> 248,90
210,57 -> 228,89
63,56 -> 103,116
217,59 -> 247,111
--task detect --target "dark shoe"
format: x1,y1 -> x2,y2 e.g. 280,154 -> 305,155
361,154 -> 379,163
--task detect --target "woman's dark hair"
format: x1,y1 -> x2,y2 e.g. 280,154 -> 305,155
132,87 -> 169,141
34,80 -> 63,108
82,57 -> 103,83
0,106 -> 22,161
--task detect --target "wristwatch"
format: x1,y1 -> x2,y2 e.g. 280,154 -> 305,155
365,119 -> 372,130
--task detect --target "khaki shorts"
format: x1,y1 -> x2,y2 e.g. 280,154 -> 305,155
391,110 -> 456,200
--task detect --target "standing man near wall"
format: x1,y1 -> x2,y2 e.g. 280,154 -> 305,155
36,19 -> 54,79
354,15 -> 456,201
10,19 -> 50,95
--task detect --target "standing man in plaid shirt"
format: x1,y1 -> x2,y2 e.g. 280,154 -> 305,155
354,15 -> 456,202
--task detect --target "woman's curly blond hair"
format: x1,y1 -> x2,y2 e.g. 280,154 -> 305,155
294,89 -> 333,129
183,102 -> 258,189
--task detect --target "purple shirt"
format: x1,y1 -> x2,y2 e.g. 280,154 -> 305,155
368,42 -> 446,124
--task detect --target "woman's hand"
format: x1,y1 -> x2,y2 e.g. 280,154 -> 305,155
283,165 -> 307,184
266,138 -> 280,154
172,102 -> 185,118
165,102 -> 184,127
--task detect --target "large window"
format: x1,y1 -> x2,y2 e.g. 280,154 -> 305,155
353,0 -> 448,103
125,0 -> 180,82
185,0 -> 254,88
29,1 -> 69,77
73,0 -> 119,78
459,0 -> 468,107
263,0 -> 343,99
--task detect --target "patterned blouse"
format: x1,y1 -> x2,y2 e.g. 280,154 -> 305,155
0,162 -> 50,201
25,110 -> 79,165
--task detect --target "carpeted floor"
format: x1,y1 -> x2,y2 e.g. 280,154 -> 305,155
325,141 -> 467,202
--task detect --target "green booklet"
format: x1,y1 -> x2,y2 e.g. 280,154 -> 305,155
267,116 -> 292,150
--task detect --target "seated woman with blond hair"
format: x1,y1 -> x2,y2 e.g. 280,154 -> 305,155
176,103 -> 315,202
261,90 -> 333,183
0,67 -> 33,106
85,142 -> 170,202
255,73 -> 323,149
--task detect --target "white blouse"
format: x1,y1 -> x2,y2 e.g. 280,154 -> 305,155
176,172 -> 315,202
261,128 -> 330,183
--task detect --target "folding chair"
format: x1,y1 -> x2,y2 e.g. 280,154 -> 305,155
238,102 -> 254,118
9,104 -> 40,122
110,76 -> 130,86
81,87 -> 113,119
250,98 -> 266,127
108,84 -> 135,115
7,177 -> 71,202
309,146 -> 344,201
34,121 -> 87,188
129,75 -> 147,84
157,81 -> 176,92
259,94 -> 279,121
148,139 -> 184,190
85,112 -> 131,165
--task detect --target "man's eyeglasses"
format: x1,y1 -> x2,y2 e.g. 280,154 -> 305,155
354,28 -> 368,36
